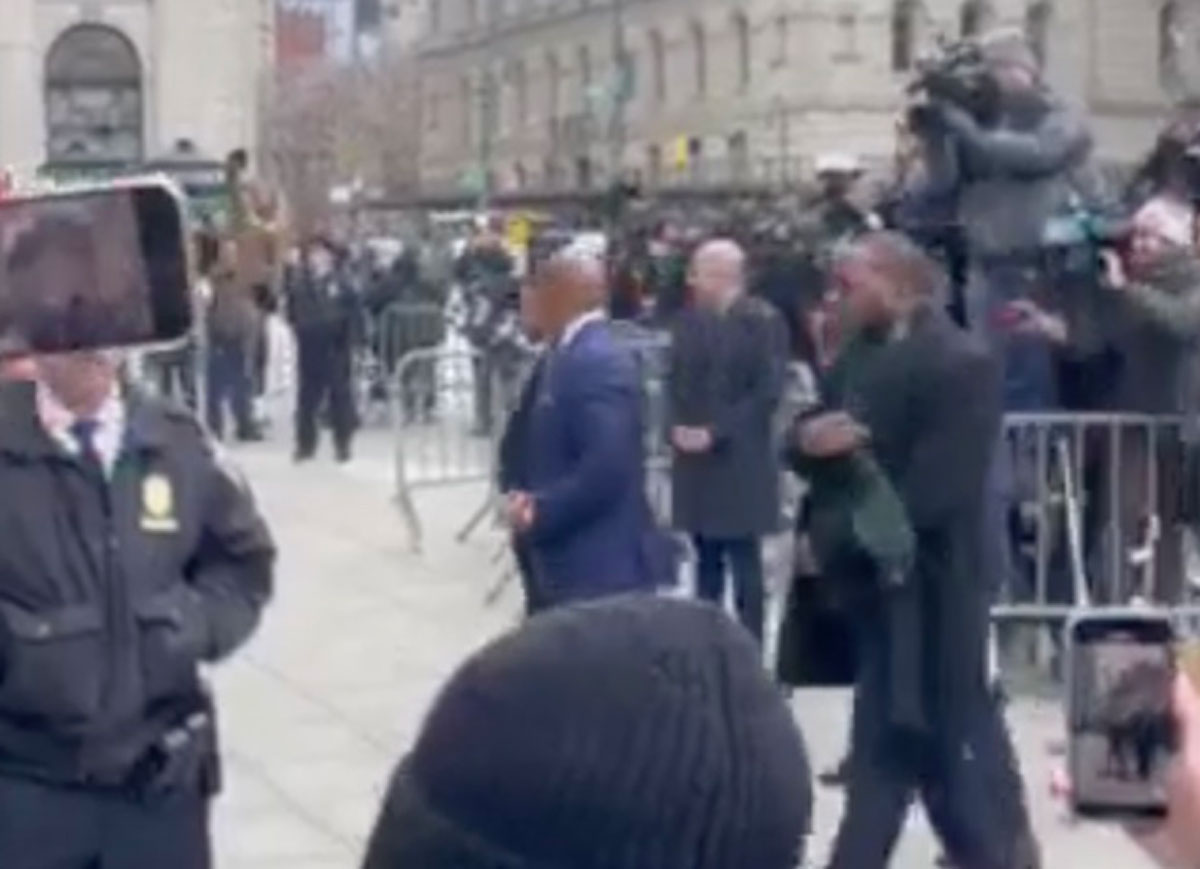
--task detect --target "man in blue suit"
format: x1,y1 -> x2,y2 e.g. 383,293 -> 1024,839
501,249 -> 669,612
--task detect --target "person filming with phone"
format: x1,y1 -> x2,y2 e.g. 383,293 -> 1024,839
0,188 -> 277,868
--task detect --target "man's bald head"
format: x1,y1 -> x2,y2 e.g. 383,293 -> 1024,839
690,238 -> 746,310
523,250 -> 609,340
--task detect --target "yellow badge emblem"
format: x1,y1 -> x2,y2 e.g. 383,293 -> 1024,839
141,474 -> 179,533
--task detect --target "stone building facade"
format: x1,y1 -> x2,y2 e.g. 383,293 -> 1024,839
408,0 -> 1200,195
0,0 -> 274,180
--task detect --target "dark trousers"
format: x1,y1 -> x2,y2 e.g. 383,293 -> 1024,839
693,535 -> 765,642
0,774 -> 210,869
828,610 -> 1036,869
513,537 -> 546,616
296,335 -> 356,458
205,337 -> 255,440
154,344 -> 196,410
399,355 -> 437,423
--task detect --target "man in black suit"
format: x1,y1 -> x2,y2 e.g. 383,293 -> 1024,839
790,232 -> 1038,869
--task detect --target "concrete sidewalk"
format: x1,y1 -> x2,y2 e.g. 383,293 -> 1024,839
211,434 -> 1147,868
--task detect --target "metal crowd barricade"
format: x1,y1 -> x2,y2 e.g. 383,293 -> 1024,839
389,323 -> 676,592
991,413 -> 1190,630
391,345 -> 497,551
363,302 -> 447,426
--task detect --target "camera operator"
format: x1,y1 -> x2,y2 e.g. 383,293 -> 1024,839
909,27 -> 1093,411
0,348 -> 274,868
1011,197 -> 1200,603
458,233 -> 525,436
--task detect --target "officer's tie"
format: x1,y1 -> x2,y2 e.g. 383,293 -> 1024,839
69,417 -> 105,481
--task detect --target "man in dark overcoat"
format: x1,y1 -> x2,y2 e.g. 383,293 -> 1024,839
668,238 -> 787,642
787,232 -> 1038,869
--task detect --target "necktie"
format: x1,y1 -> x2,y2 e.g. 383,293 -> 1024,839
69,418 -> 105,480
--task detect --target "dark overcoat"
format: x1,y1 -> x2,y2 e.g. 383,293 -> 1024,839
781,306 -> 1001,735
667,296 -> 787,539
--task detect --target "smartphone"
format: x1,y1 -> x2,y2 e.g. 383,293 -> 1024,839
0,178 -> 193,356
1066,608 -> 1177,820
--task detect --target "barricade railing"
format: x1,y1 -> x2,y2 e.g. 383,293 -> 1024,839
390,324 -> 674,560
362,302 -> 448,426
991,412 -> 1191,621
989,412 -> 1199,678
391,345 -> 529,551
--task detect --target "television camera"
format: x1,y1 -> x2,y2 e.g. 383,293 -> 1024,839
906,37 -> 1003,132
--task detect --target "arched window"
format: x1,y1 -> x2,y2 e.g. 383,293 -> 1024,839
959,1 -> 992,37
649,30 -> 666,102
546,51 -> 561,123
1160,0 -> 1182,88
45,24 -> 143,166
733,12 -> 751,91
891,0 -> 918,72
577,44 -> 592,110
1025,1 -> 1052,69
690,20 -> 707,97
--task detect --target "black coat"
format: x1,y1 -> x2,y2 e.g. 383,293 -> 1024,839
286,271 -> 364,349
668,296 -> 787,538
0,382 -> 275,784
782,306 -> 1001,735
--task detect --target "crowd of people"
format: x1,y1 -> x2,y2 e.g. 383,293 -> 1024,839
11,19 -> 1200,869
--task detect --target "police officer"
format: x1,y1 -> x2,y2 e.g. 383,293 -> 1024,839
286,237 -> 364,463
0,349 -> 275,868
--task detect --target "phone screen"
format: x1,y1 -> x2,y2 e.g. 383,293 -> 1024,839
1069,615 -> 1176,819
0,183 -> 192,355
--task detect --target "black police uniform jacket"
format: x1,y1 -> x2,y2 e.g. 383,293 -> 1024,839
0,381 -> 275,786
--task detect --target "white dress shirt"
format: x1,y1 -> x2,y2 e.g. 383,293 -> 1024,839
557,308 -> 606,349
36,382 -> 126,476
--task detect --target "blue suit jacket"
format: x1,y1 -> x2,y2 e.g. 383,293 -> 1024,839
520,320 -> 668,606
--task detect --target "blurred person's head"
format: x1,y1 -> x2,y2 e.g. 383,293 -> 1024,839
1129,196 -> 1196,273
522,249 -> 606,341
815,153 -> 864,200
690,238 -> 746,311
305,238 -> 336,279
35,350 -> 119,416
979,27 -> 1041,96
6,213 -> 98,316
832,231 -> 941,332
226,148 -> 249,174
361,596 -> 812,869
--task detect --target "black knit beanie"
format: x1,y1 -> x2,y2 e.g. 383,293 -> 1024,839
361,596 -> 812,869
